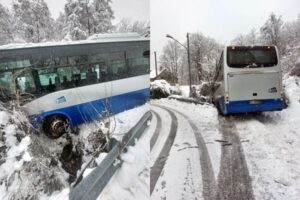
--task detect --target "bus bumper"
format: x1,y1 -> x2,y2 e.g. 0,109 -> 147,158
224,98 -> 284,114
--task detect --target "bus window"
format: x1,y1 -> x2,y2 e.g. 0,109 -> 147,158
216,52 -> 224,82
99,63 -> 109,83
73,65 -> 87,86
37,68 -> 59,93
68,55 -> 88,65
227,46 -> 278,68
0,71 -> 14,100
111,60 -> 126,80
127,50 -> 150,76
57,66 -> 73,89
53,57 -> 68,66
86,65 -> 99,84
128,57 -> 149,76
0,59 -> 31,71
16,71 -> 36,94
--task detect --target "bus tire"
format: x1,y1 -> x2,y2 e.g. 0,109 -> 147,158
43,115 -> 69,139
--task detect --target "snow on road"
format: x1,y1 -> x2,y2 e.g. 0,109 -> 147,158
150,100 -> 221,199
151,75 -> 300,200
151,106 -> 202,199
234,76 -> 300,200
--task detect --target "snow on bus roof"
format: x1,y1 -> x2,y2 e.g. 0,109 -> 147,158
0,33 -> 149,51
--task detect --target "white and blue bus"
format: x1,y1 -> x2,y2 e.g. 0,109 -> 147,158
0,34 -> 149,138
214,45 -> 284,115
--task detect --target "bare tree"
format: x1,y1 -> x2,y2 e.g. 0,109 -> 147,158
231,34 -> 246,46
115,18 -> 150,36
159,41 -> 182,85
189,32 -> 222,83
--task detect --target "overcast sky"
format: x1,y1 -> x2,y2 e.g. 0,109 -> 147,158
0,0 -> 149,23
151,0 -> 300,72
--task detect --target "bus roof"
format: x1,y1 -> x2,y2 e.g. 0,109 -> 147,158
0,33 -> 149,51
226,45 -> 276,49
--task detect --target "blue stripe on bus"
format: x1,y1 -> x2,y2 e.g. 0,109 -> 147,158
218,97 -> 284,114
29,88 -> 149,127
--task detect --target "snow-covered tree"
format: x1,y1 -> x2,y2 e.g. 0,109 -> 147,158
245,28 -> 258,45
189,32 -> 222,83
231,34 -> 246,46
12,0 -> 54,43
64,0 -> 88,40
0,3 -> 14,45
260,13 -> 285,53
159,41 -> 182,85
63,0 -> 114,40
116,18 -> 150,37
282,16 -> 300,48
53,12 -> 67,41
92,0 -> 114,33
231,29 -> 258,46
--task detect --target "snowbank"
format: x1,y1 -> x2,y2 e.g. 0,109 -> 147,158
150,80 -> 171,98
0,103 -> 150,200
98,124 -> 150,200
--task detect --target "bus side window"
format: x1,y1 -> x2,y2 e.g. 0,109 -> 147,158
216,52 -> 224,82
86,65 -> 98,84
37,68 -> 58,93
99,64 -> 109,83
57,66 -> 72,89
17,71 -> 37,94
127,50 -> 150,77
111,60 -> 126,80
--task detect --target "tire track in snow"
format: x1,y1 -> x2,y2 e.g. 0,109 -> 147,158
150,110 -> 162,151
154,104 -> 216,200
150,105 -> 178,195
216,116 -> 255,200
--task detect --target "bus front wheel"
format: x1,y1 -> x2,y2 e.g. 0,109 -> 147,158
43,115 -> 69,139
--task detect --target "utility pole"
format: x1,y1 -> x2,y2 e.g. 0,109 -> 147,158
187,33 -> 192,97
154,51 -> 158,77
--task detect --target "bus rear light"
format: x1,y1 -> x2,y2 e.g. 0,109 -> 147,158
225,93 -> 229,103
281,91 -> 285,99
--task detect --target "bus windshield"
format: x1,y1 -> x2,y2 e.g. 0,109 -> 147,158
227,46 -> 278,68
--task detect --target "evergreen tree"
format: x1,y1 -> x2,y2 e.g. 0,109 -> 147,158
0,3 -> 14,45
92,0 -> 114,34
12,0 -> 54,43
63,0 -> 114,40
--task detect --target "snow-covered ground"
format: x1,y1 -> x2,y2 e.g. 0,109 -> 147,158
150,75 -> 300,200
98,119 -> 152,200
150,100 -> 221,199
235,76 -> 300,200
0,104 -> 150,200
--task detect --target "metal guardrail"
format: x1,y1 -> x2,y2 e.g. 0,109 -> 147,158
168,95 -> 205,105
69,111 -> 152,200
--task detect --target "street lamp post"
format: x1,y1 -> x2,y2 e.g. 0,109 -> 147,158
166,33 -> 192,97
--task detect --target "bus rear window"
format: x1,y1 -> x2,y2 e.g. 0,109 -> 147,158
227,46 -> 278,68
